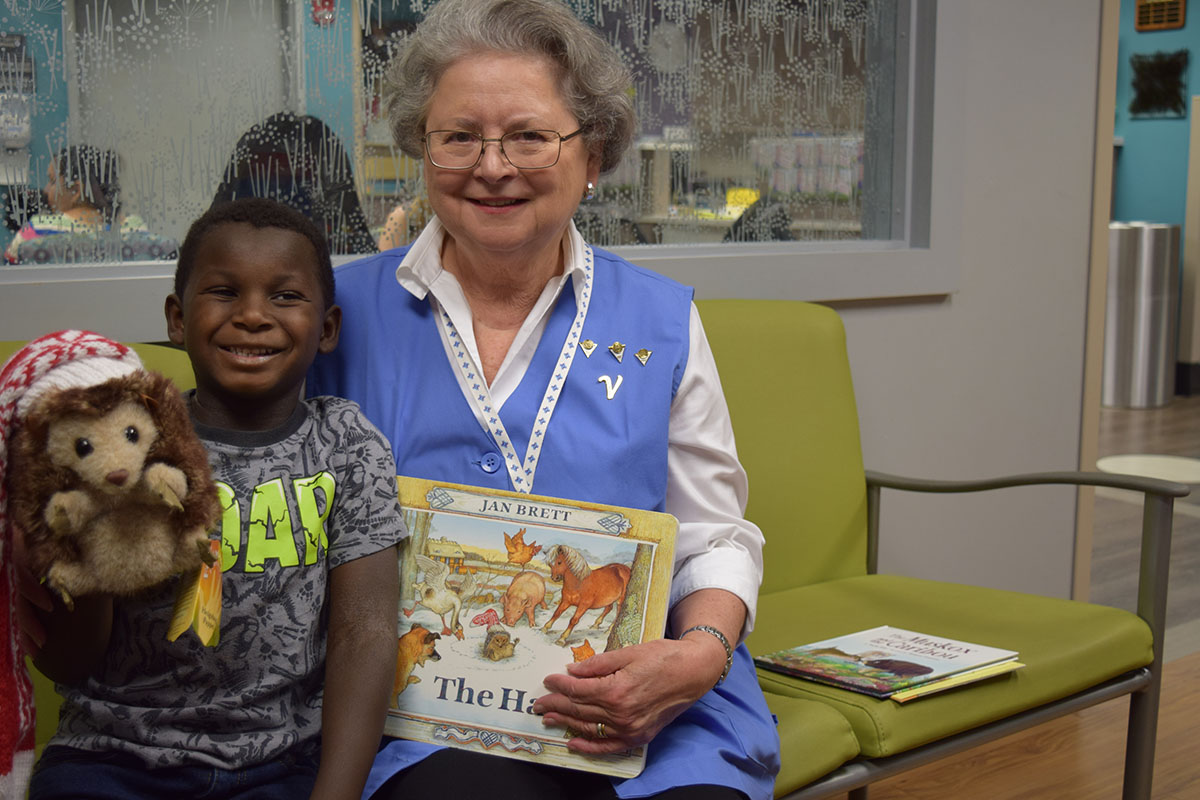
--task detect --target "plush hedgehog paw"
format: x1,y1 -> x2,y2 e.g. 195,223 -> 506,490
45,566 -> 76,611
44,490 -> 93,536
144,463 -> 188,511
197,537 -> 217,566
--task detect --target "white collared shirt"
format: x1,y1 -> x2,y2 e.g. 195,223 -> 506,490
394,219 -> 765,640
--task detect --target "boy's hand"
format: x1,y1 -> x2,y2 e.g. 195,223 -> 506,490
12,522 -> 53,657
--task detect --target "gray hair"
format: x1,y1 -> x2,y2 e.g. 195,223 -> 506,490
384,0 -> 635,174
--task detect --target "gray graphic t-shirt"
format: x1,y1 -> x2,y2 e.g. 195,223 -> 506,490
51,396 -> 406,769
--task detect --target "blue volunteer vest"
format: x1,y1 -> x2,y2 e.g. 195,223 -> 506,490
308,245 -> 780,799
310,245 -> 693,509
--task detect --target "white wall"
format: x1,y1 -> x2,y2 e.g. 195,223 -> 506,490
842,0 -> 1100,597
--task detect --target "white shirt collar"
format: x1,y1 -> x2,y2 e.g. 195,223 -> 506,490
395,216 -> 590,406
394,216 -> 589,310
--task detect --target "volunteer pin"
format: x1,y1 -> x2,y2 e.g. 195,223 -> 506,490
598,375 -> 623,400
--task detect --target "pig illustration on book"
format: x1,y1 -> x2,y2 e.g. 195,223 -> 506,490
501,569 -> 547,627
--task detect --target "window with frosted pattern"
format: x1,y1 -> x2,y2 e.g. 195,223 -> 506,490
0,0 -> 914,265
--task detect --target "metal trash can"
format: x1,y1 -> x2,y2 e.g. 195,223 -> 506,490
1102,221 -> 1181,408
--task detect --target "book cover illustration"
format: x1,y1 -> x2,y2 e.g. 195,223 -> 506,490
753,625 -> 1019,699
387,477 -> 678,778
888,659 -> 1025,703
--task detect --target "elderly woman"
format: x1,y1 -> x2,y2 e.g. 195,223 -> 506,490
308,1 -> 780,798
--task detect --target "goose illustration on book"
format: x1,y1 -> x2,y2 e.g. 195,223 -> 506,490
405,554 -> 476,640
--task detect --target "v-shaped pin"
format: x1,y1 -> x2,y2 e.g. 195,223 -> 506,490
598,374 -> 624,400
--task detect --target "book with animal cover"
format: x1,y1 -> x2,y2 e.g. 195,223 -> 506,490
386,476 -> 678,778
887,659 -> 1026,703
753,626 -> 1019,699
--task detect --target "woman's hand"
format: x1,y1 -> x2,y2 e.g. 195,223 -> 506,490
533,632 -> 728,755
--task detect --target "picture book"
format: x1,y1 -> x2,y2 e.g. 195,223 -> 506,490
753,625 -> 1019,699
385,477 -> 678,778
888,660 -> 1025,703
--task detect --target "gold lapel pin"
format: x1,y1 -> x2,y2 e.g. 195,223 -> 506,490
635,348 -> 652,366
608,342 -> 625,363
580,339 -> 597,358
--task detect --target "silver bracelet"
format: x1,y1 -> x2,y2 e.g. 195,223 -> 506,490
679,624 -> 733,686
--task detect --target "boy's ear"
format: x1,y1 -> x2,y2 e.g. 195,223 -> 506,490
318,304 -> 342,354
165,294 -> 185,346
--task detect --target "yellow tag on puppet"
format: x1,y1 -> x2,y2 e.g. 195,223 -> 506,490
167,539 -> 222,646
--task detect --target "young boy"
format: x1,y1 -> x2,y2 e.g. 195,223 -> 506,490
24,197 -> 405,799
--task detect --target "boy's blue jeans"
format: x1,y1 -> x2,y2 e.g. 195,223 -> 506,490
29,744 -> 319,800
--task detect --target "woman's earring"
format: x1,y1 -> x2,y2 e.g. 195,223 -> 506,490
584,182 -> 595,201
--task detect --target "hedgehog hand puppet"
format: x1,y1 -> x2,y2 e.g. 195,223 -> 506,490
1,331 -> 219,612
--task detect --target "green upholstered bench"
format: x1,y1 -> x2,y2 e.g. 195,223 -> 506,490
753,575 -> 1151,758
765,692 -> 861,795
9,304 -> 1187,800
695,299 -> 1186,800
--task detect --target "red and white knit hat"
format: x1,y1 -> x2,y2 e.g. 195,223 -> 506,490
0,330 -> 142,798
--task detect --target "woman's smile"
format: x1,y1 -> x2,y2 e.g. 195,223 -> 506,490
470,196 -> 526,210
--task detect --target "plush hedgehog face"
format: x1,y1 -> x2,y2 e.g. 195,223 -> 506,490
45,400 -> 159,494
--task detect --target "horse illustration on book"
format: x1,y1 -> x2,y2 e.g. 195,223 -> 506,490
541,543 -> 632,646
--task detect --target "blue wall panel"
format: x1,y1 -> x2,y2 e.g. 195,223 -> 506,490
1113,2 -> 1198,225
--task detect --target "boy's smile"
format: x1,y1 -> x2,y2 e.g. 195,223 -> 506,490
165,222 -> 340,431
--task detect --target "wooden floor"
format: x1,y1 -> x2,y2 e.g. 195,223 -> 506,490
868,650 -> 1200,799
1094,395 -> 1200,459
862,397 -> 1200,799
1089,396 -> 1200,655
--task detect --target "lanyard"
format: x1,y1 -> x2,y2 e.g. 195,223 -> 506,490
438,245 -> 594,493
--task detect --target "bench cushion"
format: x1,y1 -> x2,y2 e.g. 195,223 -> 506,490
748,574 -> 1152,757
763,692 -> 860,797
30,662 -> 60,759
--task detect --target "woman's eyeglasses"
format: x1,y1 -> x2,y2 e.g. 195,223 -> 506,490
423,128 -> 584,170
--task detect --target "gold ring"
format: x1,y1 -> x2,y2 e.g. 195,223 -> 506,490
595,721 -> 607,739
